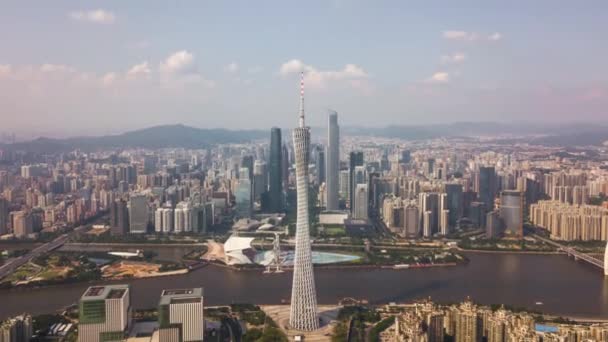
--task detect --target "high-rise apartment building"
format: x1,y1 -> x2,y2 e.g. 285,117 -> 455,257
326,111 -> 340,210
0,314 -> 32,342
158,288 -> 204,342
78,285 -> 131,342
339,170 -> 350,202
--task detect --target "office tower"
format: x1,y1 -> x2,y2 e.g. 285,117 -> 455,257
235,168 -> 253,218
78,285 -> 131,342
339,170 -> 350,202
445,183 -> 463,228
110,199 -> 129,235
268,127 -> 283,212
0,314 -> 32,342
290,72 -> 319,331
477,166 -> 497,210
500,190 -> 523,238
427,158 -> 435,177
158,288 -> 204,342
282,144 -> 290,188
128,194 -> 148,234
241,154 -> 254,181
486,210 -> 503,238
253,160 -> 267,201
401,150 -> 411,164
315,147 -> 325,185
353,184 -> 369,220
0,197 -> 8,235
326,111 -> 340,210
349,151 -> 364,211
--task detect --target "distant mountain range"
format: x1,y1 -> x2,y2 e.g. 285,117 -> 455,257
3,122 -> 608,153
4,124 -> 268,153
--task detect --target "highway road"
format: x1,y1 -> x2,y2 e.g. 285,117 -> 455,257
0,225 -> 89,280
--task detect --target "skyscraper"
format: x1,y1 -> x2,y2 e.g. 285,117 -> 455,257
0,197 -> 8,235
235,167 -> 253,218
349,151 -> 364,212
253,160 -> 267,201
110,198 -> 129,235
477,166 -> 497,210
128,194 -> 148,234
326,111 -> 340,210
500,190 -> 523,238
290,72 -> 319,331
314,146 -> 325,185
268,127 -> 283,212
445,183 -> 463,228
353,184 -> 369,220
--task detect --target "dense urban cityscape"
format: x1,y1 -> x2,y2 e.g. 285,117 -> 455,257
3,2 -> 608,342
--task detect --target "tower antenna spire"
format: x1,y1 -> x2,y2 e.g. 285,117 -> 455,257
299,71 -> 305,128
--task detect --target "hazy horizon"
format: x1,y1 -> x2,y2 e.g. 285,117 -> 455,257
1,1 -> 607,136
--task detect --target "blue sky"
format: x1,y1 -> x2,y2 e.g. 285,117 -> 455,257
1,1 -> 607,137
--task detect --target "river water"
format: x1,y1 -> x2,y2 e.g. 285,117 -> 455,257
0,250 -> 607,320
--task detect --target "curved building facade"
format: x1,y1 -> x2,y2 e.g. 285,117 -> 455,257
289,73 -> 319,331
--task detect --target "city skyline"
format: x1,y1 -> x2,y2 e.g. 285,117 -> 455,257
1,1 -> 608,136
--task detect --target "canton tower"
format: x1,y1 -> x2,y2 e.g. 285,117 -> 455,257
289,72 -> 319,331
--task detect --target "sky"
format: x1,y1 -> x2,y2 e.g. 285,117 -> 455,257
0,1 -> 607,137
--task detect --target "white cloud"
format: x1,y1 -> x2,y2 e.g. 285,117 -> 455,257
488,32 -> 502,41
158,50 -> 214,88
224,62 -> 239,73
101,72 -> 118,86
160,50 -> 197,75
426,72 -> 450,84
440,53 -> 467,65
0,64 -> 11,76
40,64 -> 76,73
126,61 -> 151,79
279,59 -> 369,88
442,30 -> 502,42
69,9 -> 116,24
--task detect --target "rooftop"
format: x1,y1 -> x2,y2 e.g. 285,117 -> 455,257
159,288 -> 203,306
82,284 -> 129,301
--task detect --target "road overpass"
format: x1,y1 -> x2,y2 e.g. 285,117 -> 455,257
0,224 -> 89,280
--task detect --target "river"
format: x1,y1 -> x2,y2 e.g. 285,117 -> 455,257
0,250 -> 607,320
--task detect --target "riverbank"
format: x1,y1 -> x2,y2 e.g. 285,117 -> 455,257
460,249 -> 564,255
1,250 -> 607,321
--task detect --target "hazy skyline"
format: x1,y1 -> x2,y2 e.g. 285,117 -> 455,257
1,1 -> 607,137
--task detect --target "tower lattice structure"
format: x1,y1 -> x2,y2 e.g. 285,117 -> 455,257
289,72 -> 319,331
